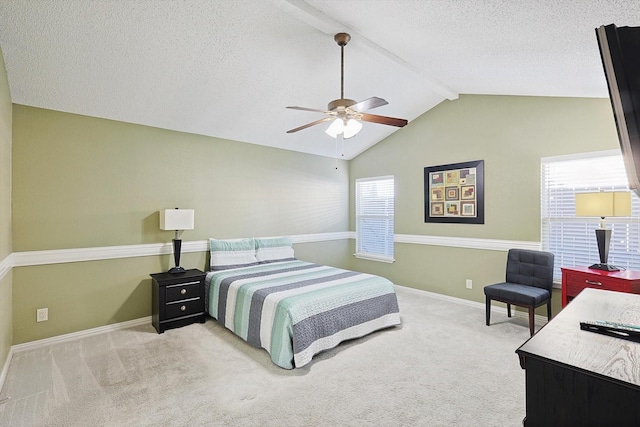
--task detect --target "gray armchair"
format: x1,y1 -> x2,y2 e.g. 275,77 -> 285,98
484,249 -> 555,336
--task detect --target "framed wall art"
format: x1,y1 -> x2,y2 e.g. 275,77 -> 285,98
424,160 -> 484,224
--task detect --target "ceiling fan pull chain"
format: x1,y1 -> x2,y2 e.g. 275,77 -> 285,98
334,134 -> 345,168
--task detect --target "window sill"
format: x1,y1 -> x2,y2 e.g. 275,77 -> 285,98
354,253 -> 395,263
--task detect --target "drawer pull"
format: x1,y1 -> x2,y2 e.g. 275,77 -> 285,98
167,297 -> 199,305
585,280 -> 602,286
166,281 -> 201,288
180,289 -> 187,295
180,305 -> 186,312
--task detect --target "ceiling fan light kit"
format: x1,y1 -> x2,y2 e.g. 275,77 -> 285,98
325,118 -> 363,139
287,32 -> 408,139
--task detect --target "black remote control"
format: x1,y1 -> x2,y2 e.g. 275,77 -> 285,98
580,320 -> 640,342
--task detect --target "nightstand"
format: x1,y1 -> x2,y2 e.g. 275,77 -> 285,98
561,266 -> 640,307
150,269 -> 206,333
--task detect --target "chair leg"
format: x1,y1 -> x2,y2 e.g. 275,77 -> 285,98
485,296 -> 491,326
507,303 -> 511,318
528,306 -> 535,336
547,301 -> 552,321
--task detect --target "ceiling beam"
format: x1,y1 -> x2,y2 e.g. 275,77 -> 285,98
275,0 -> 458,100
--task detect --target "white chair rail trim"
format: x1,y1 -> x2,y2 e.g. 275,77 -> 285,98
7,232 -> 540,268
394,234 -> 540,251
0,254 -> 12,281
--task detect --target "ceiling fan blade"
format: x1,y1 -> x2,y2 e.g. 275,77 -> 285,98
287,33 -> 407,136
350,97 -> 388,112
360,113 -> 408,128
286,117 -> 333,133
286,106 -> 329,113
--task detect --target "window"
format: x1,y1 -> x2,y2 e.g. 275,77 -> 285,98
541,150 -> 640,280
355,176 -> 395,262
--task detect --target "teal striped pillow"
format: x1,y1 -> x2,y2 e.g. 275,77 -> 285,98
255,236 -> 295,263
209,238 -> 259,271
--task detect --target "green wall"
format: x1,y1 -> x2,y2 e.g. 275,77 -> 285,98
0,46 -> 12,372
8,94 -> 623,345
12,106 -> 349,250
11,106 -> 350,344
349,95 -> 620,316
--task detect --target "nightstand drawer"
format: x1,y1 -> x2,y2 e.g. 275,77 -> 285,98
166,280 -> 202,302
165,297 -> 204,318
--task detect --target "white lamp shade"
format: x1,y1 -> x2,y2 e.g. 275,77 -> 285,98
160,209 -> 195,231
575,191 -> 631,217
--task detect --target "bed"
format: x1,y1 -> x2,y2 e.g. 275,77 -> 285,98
205,237 -> 401,369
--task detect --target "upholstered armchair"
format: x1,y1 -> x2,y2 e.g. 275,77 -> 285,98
484,249 -> 555,336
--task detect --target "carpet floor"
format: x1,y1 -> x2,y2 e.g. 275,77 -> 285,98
0,286 -> 534,426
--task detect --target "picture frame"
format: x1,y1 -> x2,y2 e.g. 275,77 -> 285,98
424,160 -> 484,224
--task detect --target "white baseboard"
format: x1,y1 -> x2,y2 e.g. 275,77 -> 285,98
2,317 -> 151,392
0,347 -> 13,394
1,284 -> 545,391
395,284 -> 549,325
9,287 -> 538,355
11,316 -> 152,354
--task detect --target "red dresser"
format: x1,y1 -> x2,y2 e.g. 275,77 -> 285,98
561,266 -> 640,307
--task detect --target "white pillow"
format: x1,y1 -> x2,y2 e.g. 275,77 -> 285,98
255,236 -> 295,263
209,238 -> 259,271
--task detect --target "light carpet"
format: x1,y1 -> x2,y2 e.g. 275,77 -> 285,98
0,286 -> 534,426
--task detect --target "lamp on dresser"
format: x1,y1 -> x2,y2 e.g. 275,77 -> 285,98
575,191 -> 631,271
159,208 -> 195,274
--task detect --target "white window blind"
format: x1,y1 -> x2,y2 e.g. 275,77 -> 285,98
541,150 -> 640,280
355,176 -> 395,262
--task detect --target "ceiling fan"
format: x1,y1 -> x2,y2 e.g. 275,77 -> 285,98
286,32 -> 408,139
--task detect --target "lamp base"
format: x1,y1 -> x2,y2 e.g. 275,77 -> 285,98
168,266 -> 186,274
589,263 -> 621,272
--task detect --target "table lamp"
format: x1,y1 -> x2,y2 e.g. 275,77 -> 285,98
160,208 -> 194,273
575,191 -> 631,271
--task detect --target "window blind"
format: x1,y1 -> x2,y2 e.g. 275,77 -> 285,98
355,176 -> 395,262
541,150 -> 640,280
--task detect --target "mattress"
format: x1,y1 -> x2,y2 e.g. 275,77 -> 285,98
205,260 -> 401,369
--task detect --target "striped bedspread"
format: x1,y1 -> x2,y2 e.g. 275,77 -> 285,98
204,260 -> 401,369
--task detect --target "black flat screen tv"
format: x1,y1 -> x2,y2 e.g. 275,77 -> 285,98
596,24 -> 640,197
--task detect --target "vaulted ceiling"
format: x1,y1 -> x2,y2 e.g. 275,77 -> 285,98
0,1 -> 639,159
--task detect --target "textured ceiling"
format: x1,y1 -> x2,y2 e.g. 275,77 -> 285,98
0,1 -> 639,159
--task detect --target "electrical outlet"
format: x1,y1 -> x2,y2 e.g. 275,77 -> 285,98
465,279 -> 473,289
36,308 -> 48,322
